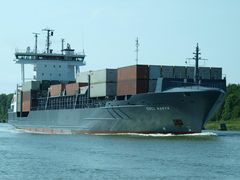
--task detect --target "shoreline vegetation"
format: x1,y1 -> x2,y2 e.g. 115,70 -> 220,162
1,84 -> 240,131
205,119 -> 240,131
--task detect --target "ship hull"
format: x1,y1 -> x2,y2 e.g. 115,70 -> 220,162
8,87 -> 224,134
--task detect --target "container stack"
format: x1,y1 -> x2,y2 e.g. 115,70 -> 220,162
22,90 -> 38,112
22,81 -> 40,91
211,68 -> 222,79
117,65 -> 149,96
21,81 -> 40,112
65,83 -> 88,96
49,84 -> 65,97
161,66 -> 174,78
90,69 -> 117,97
174,66 -> 186,79
148,65 -> 161,92
199,67 -> 210,79
16,90 -> 22,113
186,67 -> 194,79
76,71 -> 90,83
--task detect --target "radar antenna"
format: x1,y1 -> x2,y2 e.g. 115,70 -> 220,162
42,28 -> 54,53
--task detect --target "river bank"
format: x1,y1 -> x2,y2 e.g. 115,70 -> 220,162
205,119 -> 240,131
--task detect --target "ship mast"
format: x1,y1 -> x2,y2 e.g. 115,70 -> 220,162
32,32 -> 40,54
193,43 -> 200,83
42,28 -> 54,53
135,37 -> 139,65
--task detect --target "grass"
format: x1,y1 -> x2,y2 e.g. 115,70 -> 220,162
205,119 -> 240,131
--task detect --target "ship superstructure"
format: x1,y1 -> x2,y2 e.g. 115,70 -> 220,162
8,29 -> 226,134
15,28 -> 85,83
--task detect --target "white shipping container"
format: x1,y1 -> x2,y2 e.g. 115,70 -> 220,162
22,81 -> 40,92
174,66 -> 186,79
199,67 -> 210,79
90,69 -> 117,84
162,66 -> 174,78
186,67 -> 194,79
90,83 -> 116,97
149,65 -> 161,80
76,71 -> 89,83
211,68 -> 222,79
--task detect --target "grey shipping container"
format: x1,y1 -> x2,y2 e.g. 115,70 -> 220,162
211,68 -> 222,80
148,79 -> 157,92
186,67 -> 194,79
162,66 -> 174,78
149,65 -> 161,80
76,71 -> 90,83
174,66 -> 186,79
22,81 -> 40,92
90,69 -> 117,84
199,67 -> 210,79
90,83 -> 116,97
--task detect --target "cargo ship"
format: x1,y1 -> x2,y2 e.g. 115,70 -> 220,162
8,29 -> 226,134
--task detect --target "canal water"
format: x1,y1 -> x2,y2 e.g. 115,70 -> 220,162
0,124 -> 239,180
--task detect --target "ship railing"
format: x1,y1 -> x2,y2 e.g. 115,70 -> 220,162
31,94 -> 107,111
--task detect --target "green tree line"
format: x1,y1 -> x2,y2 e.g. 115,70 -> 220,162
211,84 -> 240,122
0,94 -> 13,123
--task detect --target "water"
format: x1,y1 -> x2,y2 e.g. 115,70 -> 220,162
0,124 -> 240,180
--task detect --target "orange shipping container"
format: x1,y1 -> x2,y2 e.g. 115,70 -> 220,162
117,79 -> 148,96
117,65 -> 149,81
49,84 -> 65,97
66,83 -> 88,96
22,91 -> 38,112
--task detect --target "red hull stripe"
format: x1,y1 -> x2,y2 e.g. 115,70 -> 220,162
19,128 -> 197,135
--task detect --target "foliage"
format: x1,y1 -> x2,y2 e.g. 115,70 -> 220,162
211,84 -> 240,122
0,94 -> 13,122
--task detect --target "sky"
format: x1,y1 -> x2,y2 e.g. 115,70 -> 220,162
0,0 -> 239,93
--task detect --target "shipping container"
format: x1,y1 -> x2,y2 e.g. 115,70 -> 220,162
49,84 -> 65,97
22,81 -> 40,92
148,79 -> 157,92
162,66 -> 174,78
199,67 -> 210,79
90,69 -> 117,84
90,83 -> 116,97
41,80 -> 51,90
211,67 -> 222,80
174,66 -> 186,79
22,90 -> 38,112
117,65 -> 149,81
16,91 -> 22,112
186,67 -> 194,79
76,71 -> 90,83
149,65 -> 161,80
117,79 -> 148,96
66,83 -> 88,96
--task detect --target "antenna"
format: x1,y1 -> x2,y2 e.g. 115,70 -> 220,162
186,43 -> 208,83
135,37 -> 139,64
32,32 -> 40,53
61,38 -> 65,54
42,28 -> 54,53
